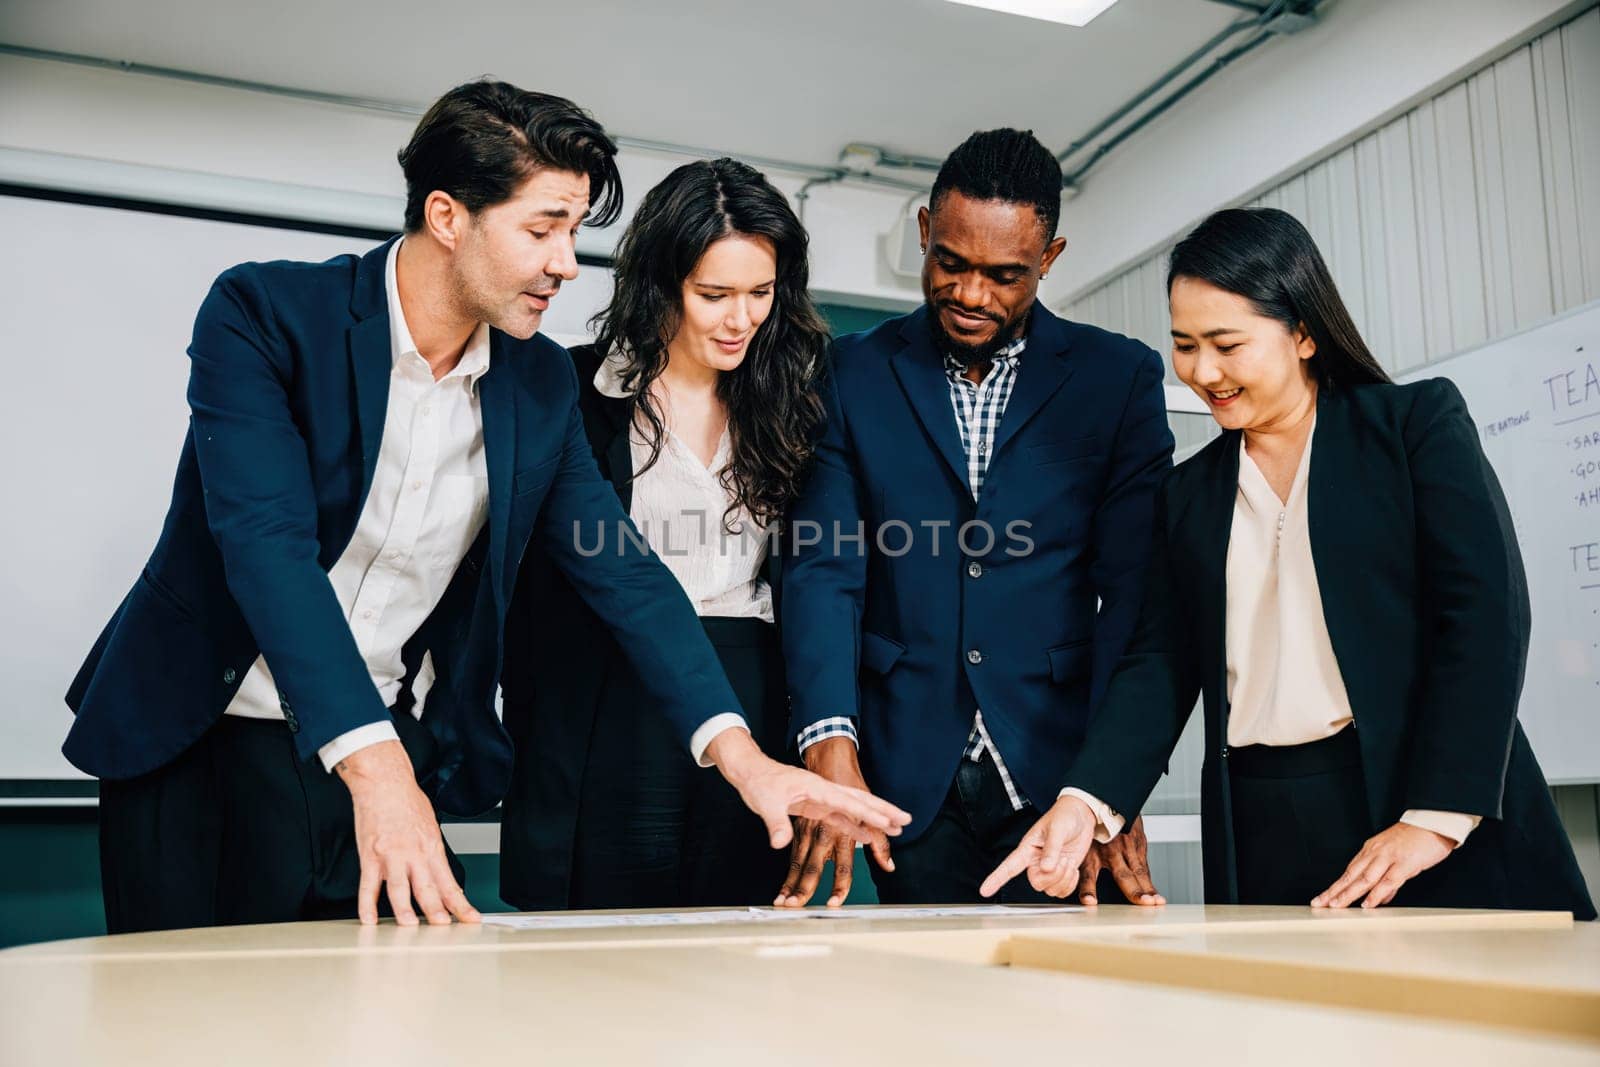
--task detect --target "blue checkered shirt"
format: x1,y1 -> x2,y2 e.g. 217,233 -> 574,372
797,335 -> 1030,811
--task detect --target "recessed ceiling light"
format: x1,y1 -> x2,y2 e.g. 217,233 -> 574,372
943,0 -> 1121,27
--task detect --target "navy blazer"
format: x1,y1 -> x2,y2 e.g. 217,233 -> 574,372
782,302 -> 1174,838
64,239 -> 741,817
1068,379 -> 1595,918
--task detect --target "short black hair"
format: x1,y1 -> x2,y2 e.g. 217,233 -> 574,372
930,128 -> 1062,240
397,79 -> 623,233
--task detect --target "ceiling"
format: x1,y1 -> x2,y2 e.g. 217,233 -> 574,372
1,0 -> 1245,173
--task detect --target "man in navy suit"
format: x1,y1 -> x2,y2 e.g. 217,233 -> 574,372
775,130 -> 1174,907
66,80 -> 907,933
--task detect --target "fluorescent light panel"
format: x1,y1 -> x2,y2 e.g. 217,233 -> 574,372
943,0 -> 1121,26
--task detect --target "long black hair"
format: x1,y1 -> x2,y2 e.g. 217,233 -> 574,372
1168,208 -> 1391,388
591,158 -> 830,528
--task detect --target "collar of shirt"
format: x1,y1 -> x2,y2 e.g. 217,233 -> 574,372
1236,415 -> 1318,514
384,238 -> 491,389
942,335 -> 1027,380
593,348 -> 635,399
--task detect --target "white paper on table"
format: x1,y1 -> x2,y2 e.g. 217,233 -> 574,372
482,909 -> 757,930
748,905 -> 1083,921
482,904 -> 1081,931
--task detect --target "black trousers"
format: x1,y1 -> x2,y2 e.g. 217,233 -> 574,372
567,616 -> 790,909
1228,728 -> 1373,906
98,710 -> 463,934
867,749 -> 1128,905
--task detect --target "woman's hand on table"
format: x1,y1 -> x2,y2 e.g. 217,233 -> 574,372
1312,822 -> 1454,909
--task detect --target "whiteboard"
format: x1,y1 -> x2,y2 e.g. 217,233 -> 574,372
1398,301 -> 1600,785
0,193 -> 611,780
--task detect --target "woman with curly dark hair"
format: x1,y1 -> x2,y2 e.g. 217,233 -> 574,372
498,158 -> 832,910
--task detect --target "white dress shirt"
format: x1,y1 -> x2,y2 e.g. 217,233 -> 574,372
1069,421 -> 1479,847
224,238 -> 490,771
593,351 -> 774,623
591,350 -> 760,756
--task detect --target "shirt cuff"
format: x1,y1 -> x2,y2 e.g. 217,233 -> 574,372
797,717 -> 859,755
690,713 -> 751,768
1400,809 -> 1481,847
1059,787 -> 1125,843
317,720 -> 401,773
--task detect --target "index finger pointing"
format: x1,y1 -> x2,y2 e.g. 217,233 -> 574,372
980,845 -> 1036,899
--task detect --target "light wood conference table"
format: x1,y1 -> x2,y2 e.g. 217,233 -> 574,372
2,905 -> 1596,1065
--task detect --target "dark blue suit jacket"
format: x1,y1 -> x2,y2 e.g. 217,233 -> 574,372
64,238 -> 741,817
781,302 -> 1173,838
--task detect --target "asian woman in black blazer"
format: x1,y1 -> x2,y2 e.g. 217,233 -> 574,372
497,159 -> 831,910
984,208 -> 1594,918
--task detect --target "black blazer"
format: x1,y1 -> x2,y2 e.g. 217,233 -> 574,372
498,344 -> 785,910
1069,377 -> 1594,918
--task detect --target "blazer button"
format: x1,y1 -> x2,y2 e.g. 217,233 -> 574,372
223,668 -> 237,685
967,649 -> 983,665
967,561 -> 983,578
1221,745 -> 1230,758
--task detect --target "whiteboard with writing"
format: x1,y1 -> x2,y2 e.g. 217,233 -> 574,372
1399,300 -> 1600,784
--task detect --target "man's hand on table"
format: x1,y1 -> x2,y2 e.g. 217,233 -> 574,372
336,739 -> 481,927
704,728 -> 909,907
979,794 -> 1164,903
773,736 -> 895,908
1076,815 -> 1163,906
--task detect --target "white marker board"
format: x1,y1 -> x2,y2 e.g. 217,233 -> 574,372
1399,301 -> 1600,785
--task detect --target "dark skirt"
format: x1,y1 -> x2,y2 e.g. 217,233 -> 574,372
1228,728 -> 1370,906
499,615 -> 790,911
1227,727 -> 1596,917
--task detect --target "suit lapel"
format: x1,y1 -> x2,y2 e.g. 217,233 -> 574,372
889,310 -> 972,491
606,428 -> 634,513
594,391 -> 635,513
479,332 -> 517,608
990,304 -> 1077,459
347,239 -> 399,511
1306,387 -> 1364,715
1188,432 -> 1240,724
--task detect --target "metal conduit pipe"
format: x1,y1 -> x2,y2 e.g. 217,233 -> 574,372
1054,2 -> 1281,164
794,173 -> 845,224
835,0 -> 1317,190
0,42 -> 928,196
1062,21 -> 1287,187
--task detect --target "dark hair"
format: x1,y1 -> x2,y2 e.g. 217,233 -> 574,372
397,79 -> 622,233
592,158 -> 830,529
930,128 -> 1063,240
1168,208 -> 1391,388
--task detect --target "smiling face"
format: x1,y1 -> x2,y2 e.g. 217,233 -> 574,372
1169,274 -> 1318,433
918,191 -> 1065,364
444,168 -> 590,340
667,233 -> 778,375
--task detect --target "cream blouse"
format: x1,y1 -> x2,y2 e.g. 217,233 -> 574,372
594,351 -> 774,623
1069,420 -> 1478,847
